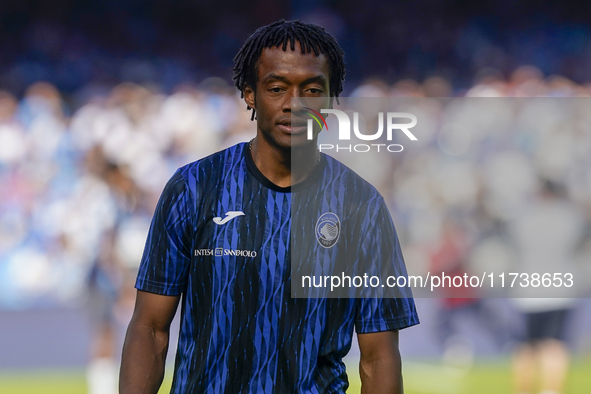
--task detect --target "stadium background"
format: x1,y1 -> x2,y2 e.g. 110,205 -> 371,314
1,1 -> 591,393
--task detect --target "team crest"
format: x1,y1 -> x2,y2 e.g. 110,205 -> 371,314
315,212 -> 340,248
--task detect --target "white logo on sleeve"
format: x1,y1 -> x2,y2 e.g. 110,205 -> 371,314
213,211 -> 245,225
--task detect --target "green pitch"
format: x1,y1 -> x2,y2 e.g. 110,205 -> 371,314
0,357 -> 590,394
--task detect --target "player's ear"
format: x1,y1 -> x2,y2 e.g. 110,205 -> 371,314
244,86 -> 256,110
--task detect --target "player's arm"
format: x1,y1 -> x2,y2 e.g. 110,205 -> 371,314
120,290 -> 180,394
357,329 -> 403,394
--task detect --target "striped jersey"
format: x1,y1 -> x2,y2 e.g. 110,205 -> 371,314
136,142 -> 419,394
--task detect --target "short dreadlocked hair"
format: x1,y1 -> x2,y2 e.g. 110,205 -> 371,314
233,19 -> 345,119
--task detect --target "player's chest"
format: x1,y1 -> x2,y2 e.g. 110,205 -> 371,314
190,188 -> 349,269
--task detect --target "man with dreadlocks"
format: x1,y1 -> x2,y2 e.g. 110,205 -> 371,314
120,20 -> 418,394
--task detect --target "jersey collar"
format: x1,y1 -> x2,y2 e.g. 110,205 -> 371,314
243,142 -> 326,193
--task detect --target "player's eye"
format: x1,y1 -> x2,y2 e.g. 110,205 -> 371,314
269,87 -> 284,93
307,88 -> 324,94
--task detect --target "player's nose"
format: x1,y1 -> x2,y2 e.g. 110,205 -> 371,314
290,96 -> 304,113
282,88 -> 303,112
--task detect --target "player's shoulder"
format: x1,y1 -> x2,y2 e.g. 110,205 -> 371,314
321,153 -> 385,204
176,142 -> 248,183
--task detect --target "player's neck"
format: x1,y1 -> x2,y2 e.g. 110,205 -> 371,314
249,137 -> 319,188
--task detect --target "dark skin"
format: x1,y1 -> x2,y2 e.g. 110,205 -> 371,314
244,43 -> 331,187
120,291 -> 179,394
358,330 -> 404,394
120,43 -> 403,394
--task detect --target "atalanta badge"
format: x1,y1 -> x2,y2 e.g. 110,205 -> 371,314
315,212 -> 340,248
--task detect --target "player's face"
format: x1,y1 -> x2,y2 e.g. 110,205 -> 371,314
244,42 -> 331,150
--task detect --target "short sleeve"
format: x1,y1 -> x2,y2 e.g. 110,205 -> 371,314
135,169 -> 194,295
354,198 -> 419,333
355,297 -> 419,333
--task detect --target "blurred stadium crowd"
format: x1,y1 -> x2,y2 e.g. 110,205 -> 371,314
1,66 -> 590,311
4,1 -> 591,94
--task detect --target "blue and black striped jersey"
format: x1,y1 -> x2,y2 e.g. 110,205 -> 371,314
136,142 -> 419,394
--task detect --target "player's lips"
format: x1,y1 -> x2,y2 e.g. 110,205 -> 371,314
277,120 -> 307,134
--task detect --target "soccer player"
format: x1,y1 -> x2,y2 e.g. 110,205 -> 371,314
120,19 -> 419,394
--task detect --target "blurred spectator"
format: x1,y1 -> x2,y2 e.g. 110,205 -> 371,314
84,148 -> 145,394
508,180 -> 587,394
